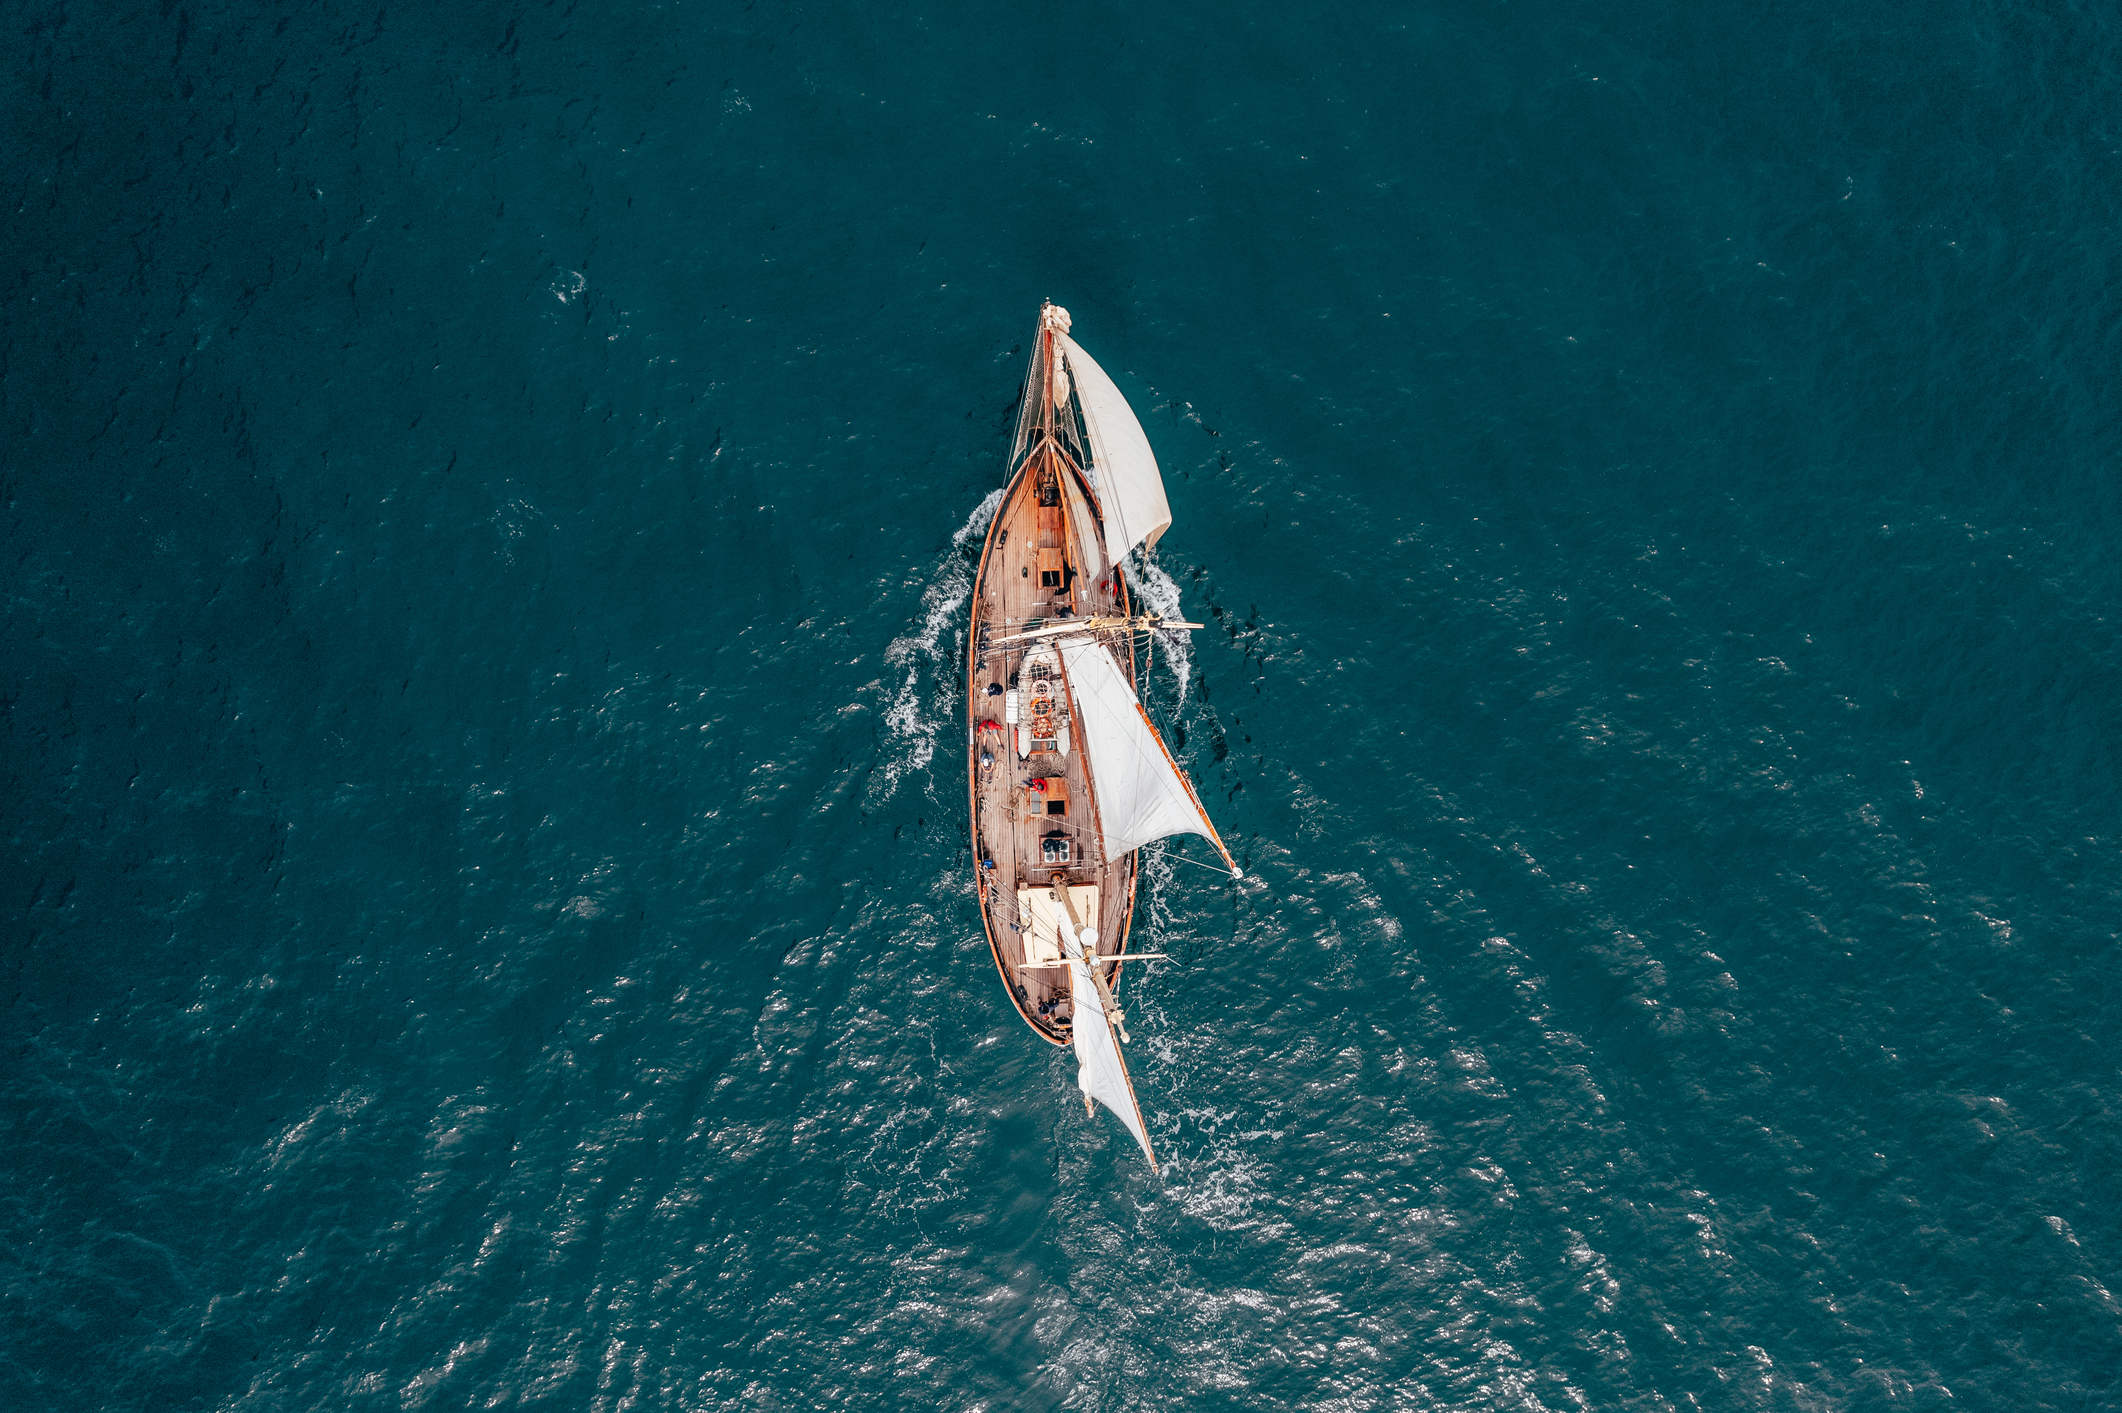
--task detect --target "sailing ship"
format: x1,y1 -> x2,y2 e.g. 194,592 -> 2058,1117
965,303 -> 1240,1173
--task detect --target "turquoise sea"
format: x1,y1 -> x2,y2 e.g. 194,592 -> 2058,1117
9,2 -> 2122,1408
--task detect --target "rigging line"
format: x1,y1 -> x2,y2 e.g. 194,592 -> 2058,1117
994,802 -> 1106,865
1149,846 -> 1237,878
998,803 -> 1095,841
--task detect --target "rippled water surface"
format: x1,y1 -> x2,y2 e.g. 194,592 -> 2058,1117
10,2 -> 2122,1409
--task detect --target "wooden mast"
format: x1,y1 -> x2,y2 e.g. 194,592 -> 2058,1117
1050,878 -> 1130,1043
1037,307 -> 1130,1027
1039,303 -> 1056,446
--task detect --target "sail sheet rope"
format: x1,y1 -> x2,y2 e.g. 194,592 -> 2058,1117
1151,846 -> 1238,878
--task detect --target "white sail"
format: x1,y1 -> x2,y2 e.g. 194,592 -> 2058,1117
1059,637 -> 1230,866
1060,919 -> 1157,1170
1060,469 -> 1107,588
1055,333 -> 1173,562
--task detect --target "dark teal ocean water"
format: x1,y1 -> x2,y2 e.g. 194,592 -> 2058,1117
10,3 -> 2122,1408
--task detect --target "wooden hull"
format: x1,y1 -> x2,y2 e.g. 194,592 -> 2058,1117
966,447 -> 1138,1044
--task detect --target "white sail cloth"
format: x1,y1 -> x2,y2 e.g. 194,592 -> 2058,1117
1060,468 -> 1107,587
1059,637 -> 1225,863
1060,918 -> 1157,1170
1055,333 -> 1172,563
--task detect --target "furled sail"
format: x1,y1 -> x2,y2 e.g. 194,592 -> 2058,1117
1054,333 -> 1173,562
1059,915 -> 1157,1170
1059,636 -> 1233,867
1016,884 -> 1100,968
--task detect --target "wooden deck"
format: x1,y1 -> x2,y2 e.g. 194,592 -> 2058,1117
966,445 -> 1137,1044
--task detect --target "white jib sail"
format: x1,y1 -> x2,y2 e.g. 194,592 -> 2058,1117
1059,636 -> 1226,863
1059,916 -> 1157,1170
1055,333 -> 1173,562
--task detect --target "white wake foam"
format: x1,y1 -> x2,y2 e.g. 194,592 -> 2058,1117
1125,552 -> 1194,706
875,488 -> 1003,799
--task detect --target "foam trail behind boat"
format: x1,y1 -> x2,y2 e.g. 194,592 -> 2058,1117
877,488 -> 1003,799
1124,553 -> 1194,707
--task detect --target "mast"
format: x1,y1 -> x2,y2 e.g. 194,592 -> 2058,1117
1041,304 -> 1056,443
1053,883 -> 1160,1172
1050,877 -> 1128,1043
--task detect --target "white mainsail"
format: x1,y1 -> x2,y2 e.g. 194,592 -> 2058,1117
1058,913 -> 1157,1170
1059,636 -> 1233,867
1055,332 -> 1173,563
